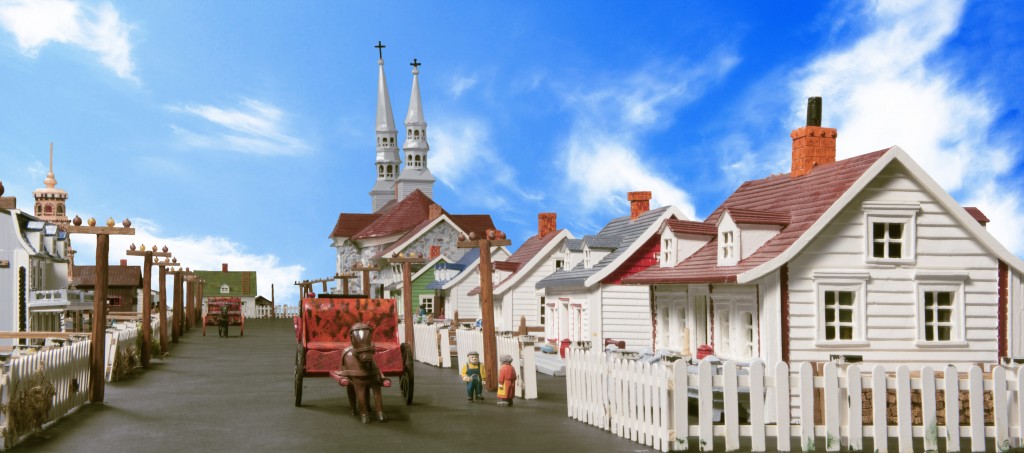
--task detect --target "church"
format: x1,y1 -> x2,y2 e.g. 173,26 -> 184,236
329,44 -> 496,303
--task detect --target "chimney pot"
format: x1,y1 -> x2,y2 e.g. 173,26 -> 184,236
222,263 -> 228,272
538,213 -> 557,237
628,191 -> 652,221
791,97 -> 837,178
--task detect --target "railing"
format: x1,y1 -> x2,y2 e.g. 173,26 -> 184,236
275,305 -> 299,318
27,289 -> 93,308
566,348 -> 1024,452
0,339 -> 91,450
454,329 -> 537,399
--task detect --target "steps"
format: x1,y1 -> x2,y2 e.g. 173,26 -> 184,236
534,349 -> 565,376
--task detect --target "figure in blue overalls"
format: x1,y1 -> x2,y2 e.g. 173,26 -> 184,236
460,351 -> 486,401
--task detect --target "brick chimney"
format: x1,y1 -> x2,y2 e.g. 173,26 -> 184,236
222,263 -> 228,272
628,191 -> 652,221
791,96 -> 837,178
538,213 -> 557,237
120,259 -> 127,266
0,180 -> 14,210
428,203 -> 443,221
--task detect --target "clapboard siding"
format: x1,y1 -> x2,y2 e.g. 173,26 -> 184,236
786,163 -> 1001,370
501,246 -> 565,329
601,284 -> 652,348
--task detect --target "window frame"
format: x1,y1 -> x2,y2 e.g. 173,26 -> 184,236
863,202 -> 919,265
914,271 -> 968,347
813,272 -> 870,347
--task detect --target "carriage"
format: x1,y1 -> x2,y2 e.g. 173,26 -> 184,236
293,294 -> 414,407
202,297 -> 244,336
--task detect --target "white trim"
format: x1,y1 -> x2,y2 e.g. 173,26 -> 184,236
439,247 -> 510,290
380,214 -> 466,255
914,270 -> 970,281
914,279 -> 967,344
813,274 -> 868,343
411,255 -> 451,281
583,206 -> 686,287
739,146 -> 1024,282
493,230 -> 573,296
863,205 -> 918,265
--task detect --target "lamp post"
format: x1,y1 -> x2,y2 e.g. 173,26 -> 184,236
155,255 -> 179,354
352,262 -> 380,298
65,215 -> 135,403
385,253 -> 426,352
458,229 -> 511,392
125,243 -> 171,368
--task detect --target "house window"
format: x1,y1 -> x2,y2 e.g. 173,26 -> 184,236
922,291 -> 953,341
539,297 -> 545,325
721,231 -> 734,259
662,238 -> 674,266
220,284 -> 230,294
823,290 -> 855,340
584,249 -> 591,268
419,295 -> 434,314
914,272 -> 967,346
813,271 -> 869,346
554,259 -> 565,271
863,202 -> 918,264
711,292 -> 757,360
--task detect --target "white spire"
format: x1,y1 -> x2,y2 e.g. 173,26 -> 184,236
376,58 -> 397,133
404,59 -> 425,126
370,41 -> 402,212
396,58 -> 435,200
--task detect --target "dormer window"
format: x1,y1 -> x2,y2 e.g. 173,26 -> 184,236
661,238 -> 674,267
721,232 -> 734,258
220,284 -> 230,294
554,259 -> 565,271
583,248 -> 591,268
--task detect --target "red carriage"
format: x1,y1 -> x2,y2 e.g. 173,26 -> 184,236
293,295 -> 414,407
203,297 -> 244,336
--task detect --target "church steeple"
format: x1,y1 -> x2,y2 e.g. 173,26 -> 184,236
396,58 -> 435,200
369,41 -> 403,212
33,143 -> 69,227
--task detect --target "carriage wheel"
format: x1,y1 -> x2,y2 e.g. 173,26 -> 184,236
294,345 -> 305,406
400,343 -> 414,405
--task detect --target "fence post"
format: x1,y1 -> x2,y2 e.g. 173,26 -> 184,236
672,360 -> 689,451
944,364 -> 961,452
724,361 -> 739,451
799,362 -> 815,451
846,365 -> 863,451
921,366 -> 938,452
968,366 -> 984,451
698,359 -> 714,451
871,365 -> 888,453
896,365 -> 912,452
775,361 -> 792,452
749,361 -> 766,452
994,366 -> 1009,451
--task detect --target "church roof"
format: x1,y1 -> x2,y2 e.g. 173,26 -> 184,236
353,190 -> 436,240
329,213 -> 381,239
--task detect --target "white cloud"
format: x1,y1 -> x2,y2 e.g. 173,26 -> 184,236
69,217 -> 305,305
791,0 -> 1024,255
0,0 -> 136,80
557,52 -> 738,220
170,99 -> 310,156
449,75 -> 478,97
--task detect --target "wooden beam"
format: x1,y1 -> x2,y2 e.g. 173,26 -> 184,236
386,255 -> 426,351
0,331 -> 91,339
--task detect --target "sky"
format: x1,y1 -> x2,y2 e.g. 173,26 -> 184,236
1,1 -> 1023,305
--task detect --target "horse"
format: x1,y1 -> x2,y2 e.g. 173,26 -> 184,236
338,322 -> 386,423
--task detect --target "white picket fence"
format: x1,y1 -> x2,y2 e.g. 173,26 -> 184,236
397,322 -> 453,368
105,325 -> 141,382
454,329 -> 538,400
0,340 -> 91,450
566,348 -> 1024,452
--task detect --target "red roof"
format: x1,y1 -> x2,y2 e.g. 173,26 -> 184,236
470,229 -> 565,296
353,190 -> 436,240
624,149 -> 889,284
666,219 -> 717,236
329,213 -> 381,238
72,265 -> 142,287
724,208 -> 790,226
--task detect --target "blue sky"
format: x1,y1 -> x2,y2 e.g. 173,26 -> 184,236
1,1 -> 1022,304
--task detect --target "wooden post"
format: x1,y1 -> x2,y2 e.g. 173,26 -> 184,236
156,258 -> 178,355
125,245 -> 171,368
387,255 -> 427,351
458,230 -> 511,392
336,273 -> 356,295
352,263 -> 380,298
65,216 -> 135,404
196,277 -> 204,323
271,283 -> 276,319
172,269 -> 184,342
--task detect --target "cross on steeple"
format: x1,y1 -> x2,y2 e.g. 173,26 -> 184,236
410,58 -> 421,69
375,41 -> 386,59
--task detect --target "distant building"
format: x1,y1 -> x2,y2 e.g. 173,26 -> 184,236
195,263 -> 258,318
72,261 -> 142,313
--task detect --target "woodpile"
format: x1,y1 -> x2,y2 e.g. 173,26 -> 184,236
859,389 -> 993,426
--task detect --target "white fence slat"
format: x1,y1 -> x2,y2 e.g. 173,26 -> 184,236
749,361 -> 766,452
1018,368 -> 1024,451
846,365 -> 863,451
895,366 -> 912,453
724,361 -> 740,451
673,361 -> 689,451
659,365 -> 670,452
872,365 -> 888,453
920,366 -> 938,452
798,362 -> 815,452
698,360 -> 714,451
823,363 -> 839,452
968,366 -> 984,452
775,361 -> 792,452
945,364 -> 961,452
994,366 -> 1009,452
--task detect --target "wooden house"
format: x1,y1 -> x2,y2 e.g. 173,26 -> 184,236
72,261 -> 142,313
426,247 -> 510,322
195,264 -> 258,318
537,193 -> 688,348
624,98 -> 1024,371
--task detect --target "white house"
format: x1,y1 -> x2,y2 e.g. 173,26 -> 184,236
427,246 -> 510,323
625,97 -> 1024,372
537,193 -> 688,348
474,213 -> 574,337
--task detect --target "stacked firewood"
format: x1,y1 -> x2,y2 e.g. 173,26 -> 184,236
859,389 -> 993,425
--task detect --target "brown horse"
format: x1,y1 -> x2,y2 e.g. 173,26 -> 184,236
338,322 -> 386,423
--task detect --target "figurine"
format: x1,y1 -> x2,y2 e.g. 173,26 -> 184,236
496,354 -> 517,407
339,322 -> 387,423
218,305 -> 230,337
460,351 -> 485,401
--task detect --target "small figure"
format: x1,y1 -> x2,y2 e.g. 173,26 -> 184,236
218,305 -> 230,337
496,354 -> 517,407
460,351 -> 485,401
339,323 -> 387,423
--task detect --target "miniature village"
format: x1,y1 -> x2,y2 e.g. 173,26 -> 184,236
4,42 -> 1024,453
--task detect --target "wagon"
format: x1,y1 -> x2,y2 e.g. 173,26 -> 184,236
202,297 -> 244,336
293,295 -> 413,406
